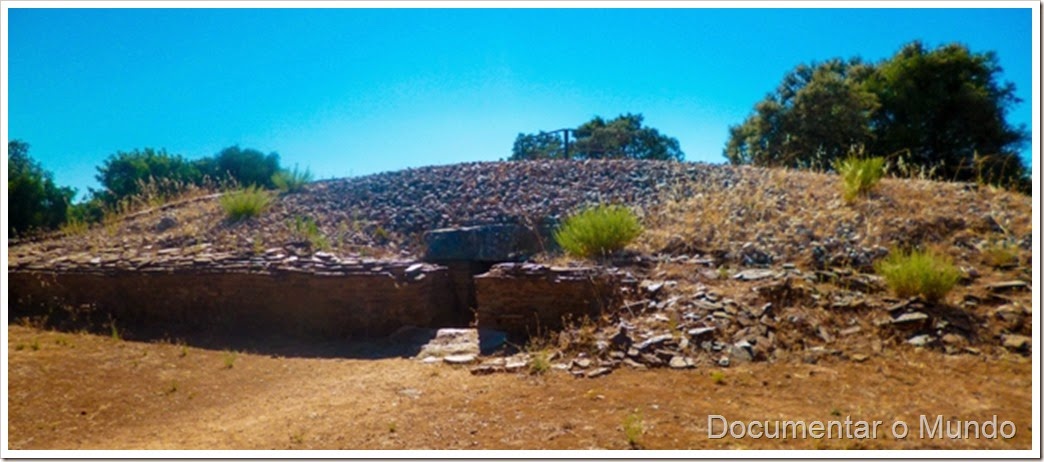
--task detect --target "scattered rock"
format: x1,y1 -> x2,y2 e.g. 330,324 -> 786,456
417,328 -> 480,360
987,281 -> 1029,292
907,334 -> 934,347
733,269 -> 777,281
839,326 -> 862,336
155,215 -> 178,232
730,340 -> 755,362
669,356 -> 695,369
994,305 -> 1026,324
1002,335 -> 1031,353
641,280 -> 665,296
687,326 -> 716,339
891,312 -> 929,327
443,354 -> 477,365
635,334 -> 673,351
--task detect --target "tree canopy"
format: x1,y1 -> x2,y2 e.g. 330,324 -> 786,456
725,41 -> 1029,191
202,146 -> 282,189
7,140 -> 76,236
93,145 -> 283,205
95,148 -> 204,203
511,113 -> 684,161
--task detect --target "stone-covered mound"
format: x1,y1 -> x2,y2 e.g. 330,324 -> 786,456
7,159 -> 1034,368
9,160 -> 716,266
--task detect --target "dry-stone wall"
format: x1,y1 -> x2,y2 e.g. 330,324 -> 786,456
9,243 -> 631,339
9,257 -> 458,337
474,263 -> 636,337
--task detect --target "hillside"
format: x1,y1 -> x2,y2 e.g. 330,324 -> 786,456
6,159 -> 1034,450
9,159 -> 1033,357
9,159 -> 1032,267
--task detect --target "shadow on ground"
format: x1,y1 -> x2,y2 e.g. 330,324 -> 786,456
9,309 -> 512,360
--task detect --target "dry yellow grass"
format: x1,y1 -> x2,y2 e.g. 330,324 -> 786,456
638,166 -> 1031,271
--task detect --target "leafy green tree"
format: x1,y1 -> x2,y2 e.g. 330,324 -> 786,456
574,113 -> 684,161
201,146 -> 281,188
725,41 -> 1029,191
510,131 -> 565,160
863,41 -> 1029,189
511,113 -> 684,161
725,58 -> 878,170
95,148 -> 203,205
7,140 -> 76,235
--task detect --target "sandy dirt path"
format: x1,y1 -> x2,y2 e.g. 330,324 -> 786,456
7,325 -> 1033,450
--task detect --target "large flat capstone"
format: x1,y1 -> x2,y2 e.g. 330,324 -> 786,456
423,224 -> 552,262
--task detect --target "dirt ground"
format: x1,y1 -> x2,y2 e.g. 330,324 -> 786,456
5,324 -> 1033,451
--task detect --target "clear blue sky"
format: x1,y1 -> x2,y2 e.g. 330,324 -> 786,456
6,6 -> 1034,199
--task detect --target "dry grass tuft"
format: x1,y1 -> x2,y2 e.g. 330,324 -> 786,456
874,248 -> 960,303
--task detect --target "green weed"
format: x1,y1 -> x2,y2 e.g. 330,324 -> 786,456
373,226 -> 390,242
710,370 -> 726,385
222,350 -> 238,369
290,216 -> 329,250
272,164 -> 314,193
875,248 -> 960,303
529,350 -> 551,375
623,410 -> 644,449
220,186 -> 271,222
834,155 -> 885,203
554,204 -> 643,259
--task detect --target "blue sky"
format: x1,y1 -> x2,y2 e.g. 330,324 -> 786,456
6,6 -> 1035,199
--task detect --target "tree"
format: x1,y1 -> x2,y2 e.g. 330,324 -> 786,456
201,146 -> 281,188
725,58 -> 878,170
95,148 -> 203,205
510,131 -> 565,160
511,113 -> 684,161
725,41 -> 1029,191
863,41 -> 1029,189
7,140 -> 76,235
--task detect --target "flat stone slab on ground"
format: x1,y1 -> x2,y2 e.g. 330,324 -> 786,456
415,327 -> 508,360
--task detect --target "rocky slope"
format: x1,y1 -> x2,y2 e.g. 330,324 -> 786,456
7,159 -> 1034,370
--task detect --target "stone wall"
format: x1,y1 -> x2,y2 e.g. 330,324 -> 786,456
9,255 -> 631,340
474,263 -> 635,338
9,263 -> 459,338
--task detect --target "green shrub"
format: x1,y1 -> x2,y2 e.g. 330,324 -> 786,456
554,204 -> 643,259
290,216 -> 329,250
709,370 -> 726,385
623,410 -> 644,449
220,186 -> 271,222
272,165 -> 313,193
874,248 -> 960,303
834,156 -> 885,203
529,350 -> 551,375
